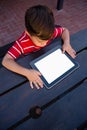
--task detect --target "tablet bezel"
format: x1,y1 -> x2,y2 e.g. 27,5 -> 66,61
30,45 -> 79,89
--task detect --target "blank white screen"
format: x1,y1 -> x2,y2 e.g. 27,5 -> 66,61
35,49 -> 74,84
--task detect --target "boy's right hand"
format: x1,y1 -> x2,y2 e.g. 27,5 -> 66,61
26,69 -> 44,89
2,53 -> 43,89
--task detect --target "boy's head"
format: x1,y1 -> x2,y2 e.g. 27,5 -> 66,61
25,5 -> 55,40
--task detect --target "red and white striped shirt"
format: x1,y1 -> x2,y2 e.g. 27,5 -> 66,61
8,27 -> 64,59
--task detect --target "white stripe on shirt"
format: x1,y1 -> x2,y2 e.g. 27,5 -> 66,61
60,28 -> 63,34
55,28 -> 58,37
12,46 -> 21,54
21,39 -> 30,43
19,32 -> 26,41
8,51 -> 16,59
16,41 -> 24,53
23,46 -> 35,50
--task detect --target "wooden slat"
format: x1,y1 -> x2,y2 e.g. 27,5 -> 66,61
16,82 -> 87,130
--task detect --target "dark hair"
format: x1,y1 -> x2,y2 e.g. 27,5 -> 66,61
25,5 -> 55,40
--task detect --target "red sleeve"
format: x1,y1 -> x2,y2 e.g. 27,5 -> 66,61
7,40 -> 23,59
53,27 -> 64,38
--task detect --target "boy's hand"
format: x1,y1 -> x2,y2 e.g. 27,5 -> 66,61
26,69 -> 44,89
61,27 -> 76,58
2,54 -> 43,89
62,43 -> 76,58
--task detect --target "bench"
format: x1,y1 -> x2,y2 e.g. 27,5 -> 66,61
0,29 -> 87,130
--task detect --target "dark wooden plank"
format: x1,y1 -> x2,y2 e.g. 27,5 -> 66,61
15,82 -> 87,130
70,29 -> 87,52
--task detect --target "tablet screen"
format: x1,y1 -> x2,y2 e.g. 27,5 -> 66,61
30,46 -> 79,89
34,49 -> 74,84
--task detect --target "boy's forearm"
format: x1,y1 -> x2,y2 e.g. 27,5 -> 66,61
61,28 -> 76,58
61,28 -> 70,45
2,54 -> 44,89
2,54 -> 29,77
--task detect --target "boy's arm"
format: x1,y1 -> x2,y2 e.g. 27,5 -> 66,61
61,27 -> 76,58
2,53 -> 43,89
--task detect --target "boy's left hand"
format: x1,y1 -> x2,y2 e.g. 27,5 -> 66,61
62,43 -> 76,58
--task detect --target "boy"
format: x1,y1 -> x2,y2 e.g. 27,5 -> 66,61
2,5 -> 76,89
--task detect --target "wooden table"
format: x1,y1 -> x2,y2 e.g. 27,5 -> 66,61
0,29 -> 87,130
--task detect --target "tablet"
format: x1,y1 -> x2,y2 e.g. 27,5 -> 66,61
30,46 -> 79,89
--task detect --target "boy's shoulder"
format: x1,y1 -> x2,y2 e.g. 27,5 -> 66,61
18,31 -> 30,42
